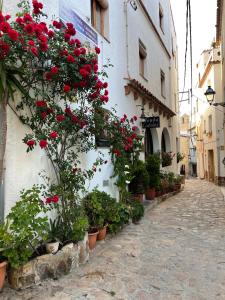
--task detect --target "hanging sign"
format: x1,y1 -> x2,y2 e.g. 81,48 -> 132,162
142,116 -> 160,129
59,1 -> 98,46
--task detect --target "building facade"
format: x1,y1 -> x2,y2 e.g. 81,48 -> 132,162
0,0 -> 179,218
194,45 -> 225,184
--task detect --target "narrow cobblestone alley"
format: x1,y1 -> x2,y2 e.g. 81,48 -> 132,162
2,179 -> 225,300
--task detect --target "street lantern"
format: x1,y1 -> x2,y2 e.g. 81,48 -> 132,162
204,86 -> 216,105
140,106 -> 146,119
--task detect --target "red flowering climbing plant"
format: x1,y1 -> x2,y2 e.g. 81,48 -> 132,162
0,0 -> 109,231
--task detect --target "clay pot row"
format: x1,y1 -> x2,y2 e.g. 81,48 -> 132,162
88,225 -> 107,250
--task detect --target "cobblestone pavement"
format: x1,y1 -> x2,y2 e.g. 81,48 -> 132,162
2,179 -> 225,300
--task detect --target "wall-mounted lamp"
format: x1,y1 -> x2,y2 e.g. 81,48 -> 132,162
136,104 -> 146,119
204,86 -> 225,107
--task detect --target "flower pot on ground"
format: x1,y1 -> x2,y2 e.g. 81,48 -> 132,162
46,241 -> 60,254
133,194 -> 144,202
0,260 -> 7,291
145,187 -> 156,200
145,154 -> 160,200
97,224 -> 108,241
129,160 -> 149,200
88,229 -> 99,250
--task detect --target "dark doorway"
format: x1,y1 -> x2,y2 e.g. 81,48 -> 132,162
145,128 -> 153,157
161,132 -> 166,152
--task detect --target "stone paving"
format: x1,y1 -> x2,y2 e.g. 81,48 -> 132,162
2,179 -> 225,300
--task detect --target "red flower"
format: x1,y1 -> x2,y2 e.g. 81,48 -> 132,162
93,64 -> 98,72
38,34 -> 48,43
56,114 -> 65,122
8,29 -> 19,41
23,13 -> 33,23
67,55 -> 75,63
64,33 -> 71,41
48,30 -> 54,38
60,49 -> 68,56
68,39 -> 75,45
113,149 -> 121,157
49,131 -> 58,139
79,80 -> 87,87
64,84 -> 71,92
24,24 -> 34,35
79,68 -> 89,78
73,82 -> 79,89
132,126 -> 138,131
28,40 -> 35,46
65,107 -> 72,115
44,72 -> 52,80
52,195 -> 59,203
26,140 -> 35,147
133,115 -> 137,121
74,48 -> 81,56
95,46 -> 101,54
80,47 -> 86,54
16,17 -> 23,25
39,140 -> 48,149
0,41 -> 10,58
104,90 -> 109,95
75,39 -> 81,46
103,82 -> 108,88
95,81 -> 103,89
36,100 -> 46,107
53,20 -> 62,29
41,111 -> 47,119
0,21 -> 10,33
71,115 -> 78,123
50,66 -> 58,74
40,42 -> 48,52
39,140 -> 47,149
31,47 -> 38,56
5,15 -> 10,21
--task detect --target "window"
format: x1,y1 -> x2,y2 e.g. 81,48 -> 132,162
160,70 -> 165,98
139,40 -> 147,78
159,4 -> 164,33
91,0 -> 109,38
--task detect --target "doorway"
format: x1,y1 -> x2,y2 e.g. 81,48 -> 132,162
208,150 -> 215,182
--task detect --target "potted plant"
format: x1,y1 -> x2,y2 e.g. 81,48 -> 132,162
167,172 -> 176,192
0,253 -> 7,291
129,200 -> 144,224
160,172 -> 169,194
161,152 -> 174,167
145,154 -> 160,200
177,152 -> 185,164
83,191 -> 104,249
45,218 -> 61,254
174,175 -> 182,190
129,160 -> 149,202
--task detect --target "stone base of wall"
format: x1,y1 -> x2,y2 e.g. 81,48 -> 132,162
214,177 -> 225,186
8,233 -> 89,290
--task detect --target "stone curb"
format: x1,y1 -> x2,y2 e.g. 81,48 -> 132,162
144,185 -> 185,213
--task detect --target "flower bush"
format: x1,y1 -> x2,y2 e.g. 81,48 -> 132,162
161,151 -> 175,167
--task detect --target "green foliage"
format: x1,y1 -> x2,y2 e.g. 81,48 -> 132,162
0,186 -> 48,268
129,200 -> 144,223
161,152 -> 174,167
129,160 -> 149,194
146,153 -> 161,188
177,152 -> 185,163
107,202 -> 130,234
83,189 -> 105,230
70,215 -> 89,242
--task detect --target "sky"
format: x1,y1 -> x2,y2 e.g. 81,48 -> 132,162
170,0 -> 217,113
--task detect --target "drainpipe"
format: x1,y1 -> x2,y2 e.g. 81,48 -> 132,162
124,0 -> 131,79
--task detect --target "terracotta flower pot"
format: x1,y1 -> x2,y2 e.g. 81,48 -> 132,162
145,187 -> 156,200
46,241 -> 59,254
88,230 -> 99,250
0,261 -> 7,291
97,225 -> 107,241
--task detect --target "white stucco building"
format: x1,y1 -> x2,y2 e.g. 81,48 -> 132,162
1,0 -> 179,219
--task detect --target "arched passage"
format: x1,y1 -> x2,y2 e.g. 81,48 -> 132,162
145,128 -> 159,157
161,127 -> 171,152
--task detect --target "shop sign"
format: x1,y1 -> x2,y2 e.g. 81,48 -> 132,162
142,116 -> 160,128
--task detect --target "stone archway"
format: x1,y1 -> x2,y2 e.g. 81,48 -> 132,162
145,128 -> 159,157
161,128 -> 171,152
